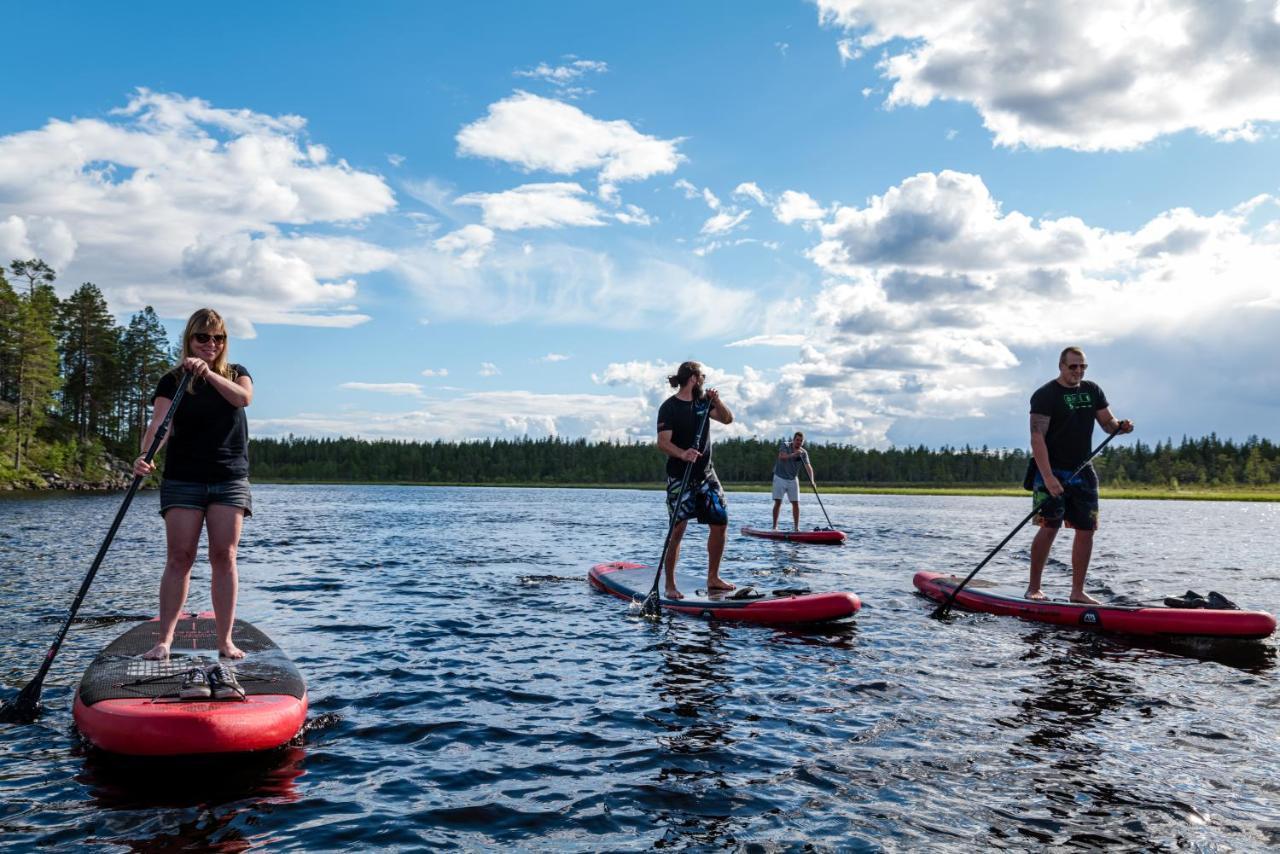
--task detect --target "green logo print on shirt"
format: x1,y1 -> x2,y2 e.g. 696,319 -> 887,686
1063,392 -> 1094,410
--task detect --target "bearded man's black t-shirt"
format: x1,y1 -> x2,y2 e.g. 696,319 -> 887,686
656,395 -> 713,478
1029,379 -> 1108,470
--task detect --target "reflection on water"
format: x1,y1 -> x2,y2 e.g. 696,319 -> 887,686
0,485 -> 1277,849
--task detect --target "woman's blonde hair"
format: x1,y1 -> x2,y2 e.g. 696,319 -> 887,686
175,308 -> 237,387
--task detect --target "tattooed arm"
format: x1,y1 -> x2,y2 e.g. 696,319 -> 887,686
1029,413 -> 1063,497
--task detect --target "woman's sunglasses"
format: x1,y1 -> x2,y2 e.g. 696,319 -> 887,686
192,332 -> 227,344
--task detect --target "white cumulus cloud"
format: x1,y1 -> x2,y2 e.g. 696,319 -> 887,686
0,88 -> 396,329
456,92 -> 686,188
774,190 -> 826,224
815,0 -> 1280,151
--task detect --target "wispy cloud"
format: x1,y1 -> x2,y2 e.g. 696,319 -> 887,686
514,57 -> 609,98
340,382 -> 424,397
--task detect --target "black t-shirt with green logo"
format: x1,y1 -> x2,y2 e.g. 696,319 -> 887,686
1030,379 -> 1108,470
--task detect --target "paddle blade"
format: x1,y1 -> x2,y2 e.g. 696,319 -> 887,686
0,680 -> 44,724
640,592 -> 661,619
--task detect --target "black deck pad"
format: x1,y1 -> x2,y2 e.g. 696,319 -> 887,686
78,615 -> 305,706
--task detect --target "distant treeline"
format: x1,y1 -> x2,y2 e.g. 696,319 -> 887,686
251,434 -> 1280,488
1,258 -> 173,481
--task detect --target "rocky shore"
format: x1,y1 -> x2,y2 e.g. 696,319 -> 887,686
0,451 -> 138,492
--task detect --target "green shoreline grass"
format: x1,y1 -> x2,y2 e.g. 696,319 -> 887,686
253,479 -> 1280,502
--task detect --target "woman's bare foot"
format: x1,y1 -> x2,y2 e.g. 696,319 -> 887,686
219,643 -> 246,660
707,578 -> 735,592
1069,592 -> 1101,605
664,587 -> 684,600
142,642 -> 171,660
1024,588 -> 1047,601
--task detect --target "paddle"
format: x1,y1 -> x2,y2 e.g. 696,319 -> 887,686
930,427 -> 1123,620
0,372 -> 189,724
641,396 -> 715,618
805,468 -> 836,531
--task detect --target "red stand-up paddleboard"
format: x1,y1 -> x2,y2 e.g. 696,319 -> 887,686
914,572 -> 1277,640
73,612 -> 307,756
742,526 -> 847,544
590,561 -> 860,624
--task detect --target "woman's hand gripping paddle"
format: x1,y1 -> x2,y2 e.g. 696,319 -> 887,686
930,428 -> 1123,620
641,399 -> 715,618
0,373 -> 189,724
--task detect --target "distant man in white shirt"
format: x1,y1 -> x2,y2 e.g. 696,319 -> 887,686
771,431 -> 815,530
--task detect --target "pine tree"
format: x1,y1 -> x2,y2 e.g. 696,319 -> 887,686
9,259 -> 61,470
57,282 -> 119,444
0,271 -> 18,404
118,306 -> 172,448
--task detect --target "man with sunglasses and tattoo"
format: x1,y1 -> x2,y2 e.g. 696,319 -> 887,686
1025,346 -> 1133,604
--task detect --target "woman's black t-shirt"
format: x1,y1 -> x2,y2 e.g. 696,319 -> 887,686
152,365 -> 252,483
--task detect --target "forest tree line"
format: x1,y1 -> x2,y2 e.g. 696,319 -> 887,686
0,258 -> 173,481
3,254 -> 1278,489
250,433 -> 1280,488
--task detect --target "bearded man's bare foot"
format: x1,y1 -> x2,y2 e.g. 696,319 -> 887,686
1069,592 -> 1101,605
142,642 -> 171,660
707,579 -> 735,592
219,643 -> 246,660
1024,588 -> 1047,601
664,587 -> 684,600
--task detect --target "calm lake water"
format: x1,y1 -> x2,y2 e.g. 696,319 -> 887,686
1,484 -> 1277,850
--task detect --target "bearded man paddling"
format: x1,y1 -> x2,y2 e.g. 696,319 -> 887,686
656,361 -> 735,600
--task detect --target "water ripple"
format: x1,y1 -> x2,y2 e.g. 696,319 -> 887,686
0,485 -> 1276,849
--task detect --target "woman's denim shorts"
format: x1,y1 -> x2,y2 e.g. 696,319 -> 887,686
159,478 -> 253,517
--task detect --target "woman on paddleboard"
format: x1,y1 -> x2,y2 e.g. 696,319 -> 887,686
134,308 -> 254,660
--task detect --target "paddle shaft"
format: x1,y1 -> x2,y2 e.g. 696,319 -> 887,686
931,428 -> 1121,619
806,468 -> 835,530
643,397 -> 715,616
1,372 -> 188,719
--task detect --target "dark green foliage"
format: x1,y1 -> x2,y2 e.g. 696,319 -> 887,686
1,259 -> 174,480
116,306 -> 173,450
8,260 -> 62,469
57,283 -> 119,445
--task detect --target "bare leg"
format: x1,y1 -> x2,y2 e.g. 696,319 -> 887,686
1069,529 -> 1098,604
143,508 -> 203,659
664,520 -> 687,599
206,504 -> 246,658
706,524 -> 733,590
771,499 -> 781,529
791,501 -> 800,530
1025,525 -> 1059,601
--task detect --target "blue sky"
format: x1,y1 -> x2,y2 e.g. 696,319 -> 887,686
3,1 -> 1278,450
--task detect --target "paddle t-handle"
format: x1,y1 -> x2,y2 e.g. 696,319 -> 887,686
931,427 -> 1123,620
642,397 -> 715,618
0,372 -> 189,724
